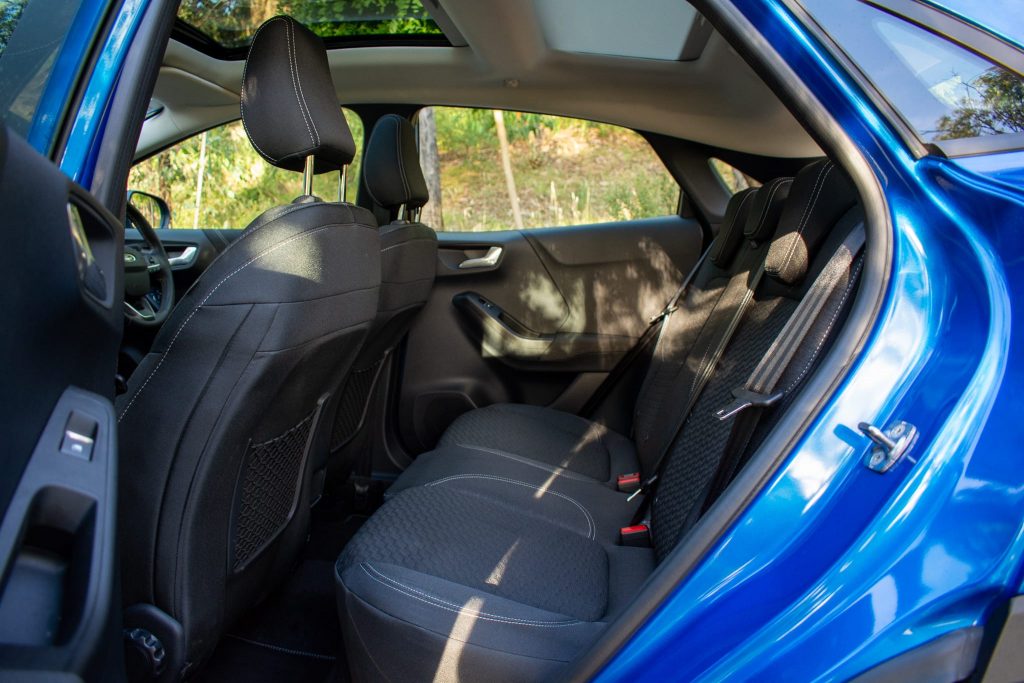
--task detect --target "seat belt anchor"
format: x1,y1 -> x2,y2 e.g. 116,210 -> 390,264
714,388 -> 783,421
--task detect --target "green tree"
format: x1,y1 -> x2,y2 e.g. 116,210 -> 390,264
936,67 -> 1024,140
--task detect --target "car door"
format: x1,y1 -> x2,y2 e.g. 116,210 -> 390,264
0,0 -> 151,679
394,108 -> 706,453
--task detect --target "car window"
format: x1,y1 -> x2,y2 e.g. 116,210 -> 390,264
710,158 -> 760,195
0,0 -> 89,142
416,106 -> 680,232
799,0 -> 1024,146
127,109 -> 364,229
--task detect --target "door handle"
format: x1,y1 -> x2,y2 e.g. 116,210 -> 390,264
167,246 -> 197,268
459,246 -> 503,269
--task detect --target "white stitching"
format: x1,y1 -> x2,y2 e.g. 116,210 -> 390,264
360,564 -> 583,627
117,225 -> 332,422
748,178 -> 789,239
445,444 -> 600,483
240,18 -> 285,163
224,634 -> 336,661
711,189 -> 755,262
774,162 -> 834,279
285,19 -> 316,148
426,474 -> 596,540
781,254 -> 863,394
290,19 -> 317,147
394,116 -> 410,200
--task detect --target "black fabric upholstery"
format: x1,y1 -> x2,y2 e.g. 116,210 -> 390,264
119,21 -> 380,676
240,16 -> 355,173
437,403 -> 638,482
118,201 -> 380,673
708,187 -> 757,266
328,120 -> 438,454
363,114 -> 429,211
765,159 -> 857,284
335,162 -> 867,682
744,177 -> 793,243
336,483 -> 653,681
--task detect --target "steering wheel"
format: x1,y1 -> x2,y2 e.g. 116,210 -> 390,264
124,202 -> 175,326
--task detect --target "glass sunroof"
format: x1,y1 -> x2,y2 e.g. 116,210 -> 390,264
178,0 -> 444,50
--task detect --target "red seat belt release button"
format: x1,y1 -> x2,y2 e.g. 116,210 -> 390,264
620,524 -> 651,547
617,472 -> 641,493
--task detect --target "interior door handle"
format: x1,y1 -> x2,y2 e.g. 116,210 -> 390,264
167,246 -> 197,268
459,246 -> 503,269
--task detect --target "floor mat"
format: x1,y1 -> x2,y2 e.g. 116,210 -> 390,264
197,512 -> 367,682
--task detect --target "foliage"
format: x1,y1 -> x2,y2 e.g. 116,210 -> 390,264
430,108 -> 678,232
128,107 -> 679,232
0,0 -> 28,57
128,111 -> 363,229
178,0 -> 440,48
936,67 -> 1024,140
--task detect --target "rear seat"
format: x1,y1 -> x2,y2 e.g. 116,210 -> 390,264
335,159 -> 862,681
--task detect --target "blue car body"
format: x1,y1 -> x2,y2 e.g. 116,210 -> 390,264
30,0 -> 1024,679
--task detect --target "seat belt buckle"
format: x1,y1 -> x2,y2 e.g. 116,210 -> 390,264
619,524 -> 651,548
617,472 -> 641,493
714,387 -> 783,421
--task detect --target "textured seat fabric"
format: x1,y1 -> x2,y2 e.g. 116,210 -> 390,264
330,114 -> 438,451
336,485 -> 654,681
336,160 -> 865,682
438,403 -> 638,483
117,17 -> 379,676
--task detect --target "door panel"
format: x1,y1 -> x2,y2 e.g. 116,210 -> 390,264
125,227 -> 242,299
0,126 -> 125,679
397,215 -> 702,453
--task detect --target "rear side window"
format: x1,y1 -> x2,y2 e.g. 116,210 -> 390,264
799,0 -> 1024,146
416,107 -> 680,232
0,0 -> 88,141
710,158 -> 761,195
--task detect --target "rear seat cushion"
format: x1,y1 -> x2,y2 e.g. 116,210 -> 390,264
336,485 -> 653,681
437,403 -> 638,483
385,444 -> 642,544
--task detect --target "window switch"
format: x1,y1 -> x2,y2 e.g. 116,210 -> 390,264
60,411 -> 97,461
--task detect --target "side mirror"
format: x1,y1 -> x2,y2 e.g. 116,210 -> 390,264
127,190 -> 172,231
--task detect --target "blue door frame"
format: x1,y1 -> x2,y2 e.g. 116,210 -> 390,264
598,1 -> 1024,680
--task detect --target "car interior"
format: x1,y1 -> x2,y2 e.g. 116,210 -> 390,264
5,0 -> 887,681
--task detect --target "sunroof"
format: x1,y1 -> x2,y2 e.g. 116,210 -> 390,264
177,0 -> 445,51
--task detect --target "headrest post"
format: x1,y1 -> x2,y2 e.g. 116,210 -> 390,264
303,156 -> 315,197
397,204 -> 406,222
340,165 -> 347,203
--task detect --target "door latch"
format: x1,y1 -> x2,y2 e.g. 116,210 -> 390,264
858,420 -> 917,473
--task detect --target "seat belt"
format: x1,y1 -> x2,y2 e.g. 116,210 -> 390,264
580,246 -> 711,418
697,224 -> 867,516
627,258 -> 768,506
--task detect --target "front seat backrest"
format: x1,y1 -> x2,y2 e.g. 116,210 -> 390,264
329,114 -> 438,452
116,16 -> 380,677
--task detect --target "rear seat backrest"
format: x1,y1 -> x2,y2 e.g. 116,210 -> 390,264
632,180 -> 792,474
650,159 -> 858,560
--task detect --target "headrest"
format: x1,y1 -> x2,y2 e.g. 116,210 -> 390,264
765,159 -> 858,285
708,187 -> 757,267
744,177 -> 792,243
363,114 -> 429,211
240,16 -> 355,173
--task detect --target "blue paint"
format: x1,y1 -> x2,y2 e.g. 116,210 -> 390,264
60,0 -> 149,185
25,0 -> 111,154
598,0 -> 1024,679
